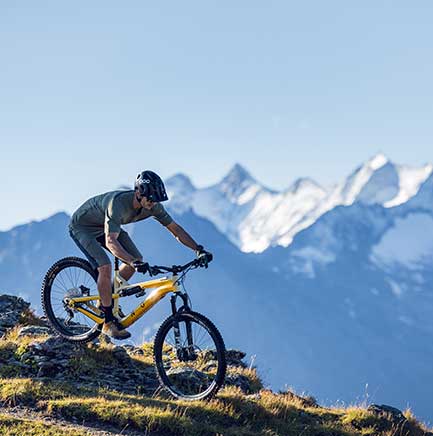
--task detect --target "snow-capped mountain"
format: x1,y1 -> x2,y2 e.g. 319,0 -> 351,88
166,154 -> 433,252
166,164 -> 328,252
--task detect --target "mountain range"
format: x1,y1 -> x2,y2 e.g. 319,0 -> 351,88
166,153 -> 433,253
2,153 -> 433,425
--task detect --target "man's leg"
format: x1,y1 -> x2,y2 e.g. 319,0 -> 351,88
119,263 -> 137,281
98,263 -> 130,339
117,231 -> 143,281
69,230 -> 130,339
98,263 -> 113,307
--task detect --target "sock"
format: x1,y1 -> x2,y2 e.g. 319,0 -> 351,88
100,304 -> 115,322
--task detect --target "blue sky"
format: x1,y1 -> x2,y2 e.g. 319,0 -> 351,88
1,1 -> 433,230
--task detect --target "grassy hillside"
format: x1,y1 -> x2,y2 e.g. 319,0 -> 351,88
0,323 -> 431,436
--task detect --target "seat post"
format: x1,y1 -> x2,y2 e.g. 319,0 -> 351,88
114,257 -> 120,271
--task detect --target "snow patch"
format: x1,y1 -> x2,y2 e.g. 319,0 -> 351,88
371,213 -> 433,270
384,164 -> 433,207
340,154 -> 389,205
370,153 -> 388,170
237,184 -> 262,205
289,245 -> 335,278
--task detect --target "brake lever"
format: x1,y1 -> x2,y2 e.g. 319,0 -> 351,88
148,266 -> 160,277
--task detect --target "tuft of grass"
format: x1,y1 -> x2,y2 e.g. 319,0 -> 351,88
0,330 -> 49,355
19,308 -> 47,327
341,408 -> 384,430
0,413 -> 89,436
227,366 -> 263,393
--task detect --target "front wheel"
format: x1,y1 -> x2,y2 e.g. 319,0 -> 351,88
153,311 -> 227,401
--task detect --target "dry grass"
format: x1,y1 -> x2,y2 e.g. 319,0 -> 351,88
0,414 -> 90,436
0,333 -> 431,436
0,378 -> 429,436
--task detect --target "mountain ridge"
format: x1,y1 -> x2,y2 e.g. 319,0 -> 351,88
165,154 -> 433,252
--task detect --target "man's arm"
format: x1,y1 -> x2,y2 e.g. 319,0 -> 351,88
105,232 -> 136,265
166,221 -> 200,251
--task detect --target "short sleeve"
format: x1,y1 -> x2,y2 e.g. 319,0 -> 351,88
104,197 -> 122,234
151,203 -> 173,226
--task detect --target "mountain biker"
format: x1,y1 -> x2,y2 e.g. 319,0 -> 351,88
68,170 -> 212,340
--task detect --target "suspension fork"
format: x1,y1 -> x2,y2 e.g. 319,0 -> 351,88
170,293 -> 194,351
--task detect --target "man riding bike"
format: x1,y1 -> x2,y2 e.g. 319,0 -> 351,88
68,170 -> 212,340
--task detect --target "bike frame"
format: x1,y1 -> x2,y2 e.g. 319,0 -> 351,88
66,258 -> 185,329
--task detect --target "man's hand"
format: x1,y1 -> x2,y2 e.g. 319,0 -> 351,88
132,260 -> 150,274
195,245 -> 213,268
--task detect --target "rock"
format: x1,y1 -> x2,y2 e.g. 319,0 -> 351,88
0,295 -> 30,335
166,367 -> 210,393
367,404 -> 406,425
361,404 -> 408,432
112,345 -> 130,362
37,336 -> 76,356
28,342 -> 44,353
225,373 -> 252,393
226,349 -> 247,367
279,389 -> 318,408
92,335 -> 112,346
18,352 -> 33,362
17,325 -> 51,337
129,348 -> 144,356
37,361 -> 59,378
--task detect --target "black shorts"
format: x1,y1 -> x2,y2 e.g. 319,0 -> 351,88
69,228 -> 142,269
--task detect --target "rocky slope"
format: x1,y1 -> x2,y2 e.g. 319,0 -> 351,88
0,295 -> 431,436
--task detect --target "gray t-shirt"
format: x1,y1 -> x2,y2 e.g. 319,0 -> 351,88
70,190 -> 173,238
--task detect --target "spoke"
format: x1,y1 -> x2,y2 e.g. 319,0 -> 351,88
50,264 -> 97,335
71,267 -> 76,288
198,328 -> 209,348
71,268 -> 77,288
74,267 -> 79,288
65,267 -> 74,288
55,274 -> 68,292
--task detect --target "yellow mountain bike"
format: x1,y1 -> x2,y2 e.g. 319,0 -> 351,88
41,256 -> 227,400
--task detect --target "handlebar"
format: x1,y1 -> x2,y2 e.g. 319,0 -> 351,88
133,258 -> 205,277
150,259 -> 199,276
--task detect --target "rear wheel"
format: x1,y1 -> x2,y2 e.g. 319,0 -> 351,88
153,311 -> 226,400
41,257 -> 101,343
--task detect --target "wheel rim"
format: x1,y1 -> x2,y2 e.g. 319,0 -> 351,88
157,316 -> 223,400
47,263 -> 99,337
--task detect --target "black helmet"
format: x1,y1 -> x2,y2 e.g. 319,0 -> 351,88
134,170 -> 169,202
